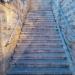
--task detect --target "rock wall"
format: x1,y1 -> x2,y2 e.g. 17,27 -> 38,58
0,0 -> 30,74
59,0 -> 75,65
52,0 -> 75,66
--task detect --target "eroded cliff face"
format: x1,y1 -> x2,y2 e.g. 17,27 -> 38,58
0,0 -> 30,74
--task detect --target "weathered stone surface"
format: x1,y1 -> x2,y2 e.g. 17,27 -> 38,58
0,0 -> 30,74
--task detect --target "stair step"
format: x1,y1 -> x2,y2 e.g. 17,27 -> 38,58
21,31 -> 59,34
15,46 -> 65,51
21,26 -> 59,30
20,35 -> 61,38
23,23 -> 57,26
30,8 -> 52,11
28,13 -> 54,16
13,53 -> 66,59
13,56 -> 66,60
7,67 -> 72,75
11,59 -> 69,64
11,63 -> 69,68
27,18 -> 55,22
17,43 -> 63,46
18,39 -> 62,43
31,20 -> 56,23
20,35 -> 61,42
21,31 -> 59,35
20,36 -> 61,40
26,14 -> 54,17
21,27 -> 59,31
27,14 -> 54,18
32,19 -> 55,22
29,10 -> 52,13
27,17 -> 55,21
14,49 -> 65,54
13,52 -> 65,58
22,26 -> 57,29
17,44 -> 63,48
22,27 -> 59,31
17,42 -> 63,45
19,36 -> 61,40
13,54 -> 66,60
11,59 -> 68,66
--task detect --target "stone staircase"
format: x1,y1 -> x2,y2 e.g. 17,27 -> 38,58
7,2 -> 72,75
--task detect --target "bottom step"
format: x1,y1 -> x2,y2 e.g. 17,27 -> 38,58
7,67 -> 72,75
